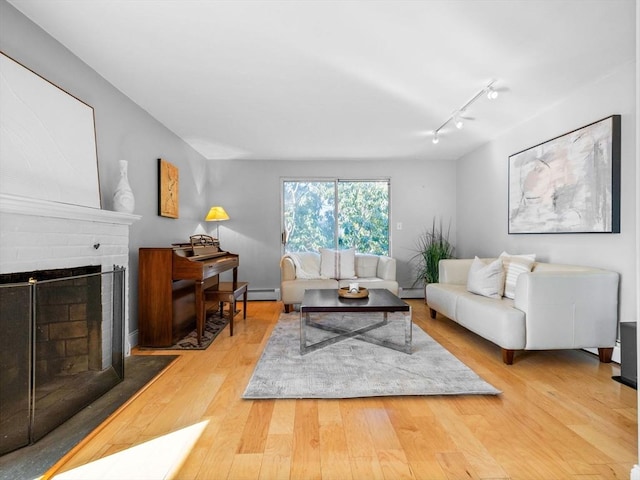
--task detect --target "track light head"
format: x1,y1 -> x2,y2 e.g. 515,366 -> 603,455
430,81 -> 502,145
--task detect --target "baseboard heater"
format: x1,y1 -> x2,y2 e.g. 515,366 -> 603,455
399,287 -> 423,299
247,288 -> 280,301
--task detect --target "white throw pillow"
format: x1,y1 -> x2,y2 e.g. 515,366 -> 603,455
288,252 -> 322,279
319,248 -> 356,279
466,257 -> 505,299
500,251 -> 536,299
355,254 -> 378,278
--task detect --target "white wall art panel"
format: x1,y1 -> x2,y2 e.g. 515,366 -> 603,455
0,52 -> 101,208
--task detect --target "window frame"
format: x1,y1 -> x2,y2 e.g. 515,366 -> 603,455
280,176 -> 392,256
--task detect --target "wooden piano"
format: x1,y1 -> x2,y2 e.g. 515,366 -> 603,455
138,238 -> 239,347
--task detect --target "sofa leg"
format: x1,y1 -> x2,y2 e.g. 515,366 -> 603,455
598,347 -> 613,363
429,308 -> 436,319
502,349 -> 514,365
284,304 -> 291,313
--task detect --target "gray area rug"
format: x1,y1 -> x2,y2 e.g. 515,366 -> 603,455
243,313 -> 501,399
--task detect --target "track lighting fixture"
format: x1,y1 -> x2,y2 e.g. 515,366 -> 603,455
431,80 -> 499,145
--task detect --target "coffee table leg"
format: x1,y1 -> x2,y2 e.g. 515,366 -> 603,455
300,311 -> 308,354
404,307 -> 413,353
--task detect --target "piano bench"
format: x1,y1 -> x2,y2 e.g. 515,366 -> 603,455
204,282 -> 248,336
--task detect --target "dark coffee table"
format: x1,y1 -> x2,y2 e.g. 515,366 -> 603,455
300,288 -> 412,355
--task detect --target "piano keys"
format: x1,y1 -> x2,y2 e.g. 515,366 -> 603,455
138,246 -> 239,347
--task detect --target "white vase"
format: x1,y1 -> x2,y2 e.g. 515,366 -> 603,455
113,160 -> 135,213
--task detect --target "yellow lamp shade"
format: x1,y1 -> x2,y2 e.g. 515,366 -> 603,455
205,206 -> 229,221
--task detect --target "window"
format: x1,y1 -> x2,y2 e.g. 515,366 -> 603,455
282,179 -> 390,255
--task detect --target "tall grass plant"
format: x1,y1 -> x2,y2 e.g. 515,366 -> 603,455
413,218 -> 454,285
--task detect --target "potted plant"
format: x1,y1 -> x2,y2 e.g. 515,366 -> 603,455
412,218 -> 454,286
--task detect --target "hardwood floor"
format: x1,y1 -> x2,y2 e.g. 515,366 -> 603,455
45,300 -> 636,480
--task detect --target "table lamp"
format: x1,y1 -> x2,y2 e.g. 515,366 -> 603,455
205,206 -> 229,241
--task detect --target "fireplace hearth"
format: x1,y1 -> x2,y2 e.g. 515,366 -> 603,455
0,266 -> 125,455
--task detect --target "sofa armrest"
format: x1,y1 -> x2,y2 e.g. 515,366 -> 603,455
514,270 -> 619,349
438,259 -> 476,285
280,256 -> 296,281
376,256 -> 396,281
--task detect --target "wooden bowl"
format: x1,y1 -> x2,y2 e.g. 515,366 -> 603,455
338,287 -> 369,299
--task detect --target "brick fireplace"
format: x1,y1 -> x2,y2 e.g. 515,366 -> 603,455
0,193 -> 139,346
0,193 -> 139,454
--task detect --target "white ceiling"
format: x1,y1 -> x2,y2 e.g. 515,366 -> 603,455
8,0 -> 636,162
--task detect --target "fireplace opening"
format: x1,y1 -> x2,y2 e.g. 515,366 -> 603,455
0,265 -> 125,456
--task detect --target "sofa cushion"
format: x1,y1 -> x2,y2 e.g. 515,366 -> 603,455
283,252 -> 323,279
280,278 -> 339,305
456,293 -> 526,350
376,256 -> 397,281
500,252 -> 536,299
466,257 -> 505,299
426,283 -> 466,320
354,254 -> 378,278
320,248 -> 356,279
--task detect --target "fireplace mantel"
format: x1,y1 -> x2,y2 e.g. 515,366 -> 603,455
0,193 -> 140,225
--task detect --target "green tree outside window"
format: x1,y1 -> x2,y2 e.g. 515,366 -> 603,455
283,179 -> 389,255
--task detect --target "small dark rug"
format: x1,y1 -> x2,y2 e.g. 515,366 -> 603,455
144,314 -> 230,350
0,355 -> 177,480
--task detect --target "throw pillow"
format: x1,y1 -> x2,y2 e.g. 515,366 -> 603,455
319,248 -> 356,279
355,255 -> 378,278
288,252 -> 322,279
466,257 -> 505,299
500,251 -> 536,299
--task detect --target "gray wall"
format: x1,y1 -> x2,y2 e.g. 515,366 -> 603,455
456,61 -> 637,323
0,1 -> 210,336
1,1 -> 458,341
3,0 -> 636,340
205,158 -> 457,292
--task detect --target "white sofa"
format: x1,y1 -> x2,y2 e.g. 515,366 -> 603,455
425,258 -> 619,365
280,252 -> 398,312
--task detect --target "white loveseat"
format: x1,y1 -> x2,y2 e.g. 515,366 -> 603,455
280,251 -> 398,312
425,258 -> 619,365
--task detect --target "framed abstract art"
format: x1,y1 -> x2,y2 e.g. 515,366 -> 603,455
508,115 -> 621,234
158,158 -> 179,218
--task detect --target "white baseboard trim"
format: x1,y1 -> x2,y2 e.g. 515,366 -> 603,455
630,465 -> 640,480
